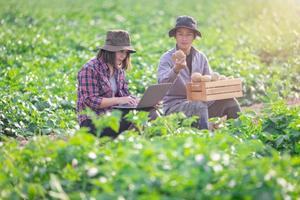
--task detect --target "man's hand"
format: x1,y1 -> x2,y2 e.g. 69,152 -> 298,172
172,50 -> 187,73
174,57 -> 187,73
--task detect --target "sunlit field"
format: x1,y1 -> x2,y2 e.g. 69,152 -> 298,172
0,0 -> 299,199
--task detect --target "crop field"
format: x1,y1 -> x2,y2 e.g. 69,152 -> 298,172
0,0 -> 299,199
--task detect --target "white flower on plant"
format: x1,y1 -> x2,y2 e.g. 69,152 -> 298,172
277,177 -> 288,188
45,157 -> 51,162
277,177 -> 296,194
134,143 -> 143,150
128,183 -> 135,191
213,164 -> 223,172
231,146 -> 236,154
88,152 -> 97,160
184,141 -> 192,148
72,158 -> 78,168
211,152 -> 221,161
264,170 -> 276,181
133,116 -> 138,120
158,153 -> 166,160
118,135 -> 125,140
195,154 -> 205,165
162,163 -> 171,170
118,196 -> 126,200
99,176 -> 107,183
128,137 -> 134,142
104,156 -> 111,161
87,167 -> 98,177
251,134 -> 257,139
277,177 -> 295,192
284,195 -> 292,200
229,180 -> 236,188
222,154 -> 230,166
286,183 -> 295,192
205,184 -> 213,191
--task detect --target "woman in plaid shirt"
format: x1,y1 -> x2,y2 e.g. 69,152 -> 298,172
77,30 -> 140,138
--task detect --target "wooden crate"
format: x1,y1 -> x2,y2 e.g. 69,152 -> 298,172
186,78 -> 243,101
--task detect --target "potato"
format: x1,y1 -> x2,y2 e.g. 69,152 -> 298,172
171,54 -> 176,62
211,72 -> 220,81
219,75 -> 227,80
191,72 -> 202,82
200,75 -> 212,82
172,50 -> 186,62
175,50 -> 186,59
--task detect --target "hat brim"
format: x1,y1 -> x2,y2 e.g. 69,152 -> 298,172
168,26 -> 202,38
100,45 -> 136,53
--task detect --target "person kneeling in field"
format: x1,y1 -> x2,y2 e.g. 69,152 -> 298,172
77,30 -> 157,138
157,16 -> 241,129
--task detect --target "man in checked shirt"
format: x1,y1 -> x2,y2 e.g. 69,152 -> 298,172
77,30 -> 157,138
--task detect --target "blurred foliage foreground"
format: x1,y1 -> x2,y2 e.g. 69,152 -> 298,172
0,0 -> 300,198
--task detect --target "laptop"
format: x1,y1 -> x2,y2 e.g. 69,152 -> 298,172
112,83 -> 172,109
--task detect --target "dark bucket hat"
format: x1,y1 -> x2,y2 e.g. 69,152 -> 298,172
169,16 -> 202,38
100,30 -> 136,53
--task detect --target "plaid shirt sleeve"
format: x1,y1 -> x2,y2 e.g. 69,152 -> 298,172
78,67 -> 103,110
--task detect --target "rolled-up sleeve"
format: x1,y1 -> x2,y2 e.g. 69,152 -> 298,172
157,55 -> 178,83
78,67 -> 103,110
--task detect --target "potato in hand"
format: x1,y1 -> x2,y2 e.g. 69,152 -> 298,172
172,50 -> 186,62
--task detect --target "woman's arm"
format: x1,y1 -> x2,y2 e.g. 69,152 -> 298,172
78,67 -> 104,110
99,96 -> 137,108
78,67 -> 137,109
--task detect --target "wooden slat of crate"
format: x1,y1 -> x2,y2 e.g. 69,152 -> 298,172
198,91 -> 243,101
203,79 -> 242,88
186,78 -> 243,101
186,83 -> 193,100
188,79 -> 242,91
206,85 -> 242,95
187,91 -> 203,101
188,90 -> 243,101
189,83 -> 202,91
